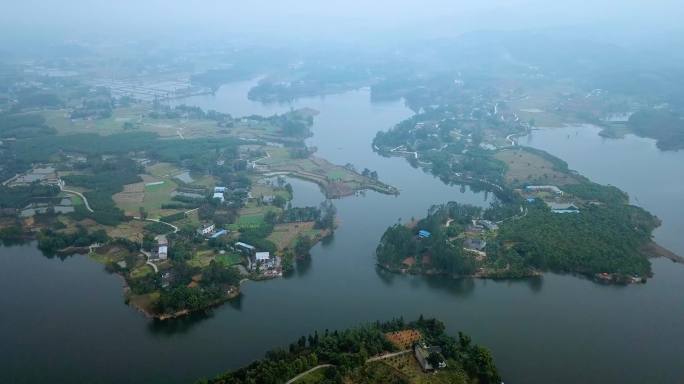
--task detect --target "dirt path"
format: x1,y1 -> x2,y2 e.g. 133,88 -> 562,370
132,217 -> 179,233
285,364 -> 334,384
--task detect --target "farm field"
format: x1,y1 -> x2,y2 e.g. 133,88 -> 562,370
43,107 -> 147,136
495,148 -> 579,187
187,249 -> 217,268
267,222 -> 322,251
215,252 -> 243,267
113,162 -> 211,218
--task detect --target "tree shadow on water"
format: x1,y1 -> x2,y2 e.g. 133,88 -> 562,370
146,294 -> 245,336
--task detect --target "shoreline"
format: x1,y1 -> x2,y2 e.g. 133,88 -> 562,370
377,263 -> 542,281
376,255 -> 663,286
642,241 -> 684,263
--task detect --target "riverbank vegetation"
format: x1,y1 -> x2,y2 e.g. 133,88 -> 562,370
627,109 -> 684,150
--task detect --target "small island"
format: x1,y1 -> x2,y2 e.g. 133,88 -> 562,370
199,317 -> 501,384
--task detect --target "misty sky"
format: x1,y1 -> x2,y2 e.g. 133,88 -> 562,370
1,0 -> 682,45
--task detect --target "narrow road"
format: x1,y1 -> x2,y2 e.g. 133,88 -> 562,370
133,217 -> 179,233
496,206 -> 527,224
146,260 -> 159,273
366,349 -> 411,362
286,350 -> 411,383
59,181 -> 94,213
285,364 -> 334,384
184,207 -> 199,215
505,133 -> 517,146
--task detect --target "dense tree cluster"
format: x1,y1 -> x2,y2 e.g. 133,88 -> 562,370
156,259 -> 241,313
498,203 -> 657,277
628,109 -> 684,150
376,202 -> 482,276
37,227 -> 108,255
202,317 -> 500,384
0,113 -> 56,139
63,157 -> 142,225
280,206 -> 321,223
314,200 -> 336,232
0,184 -> 59,209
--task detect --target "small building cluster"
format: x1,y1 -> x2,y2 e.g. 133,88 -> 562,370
546,202 -> 580,214
235,241 -> 282,277
521,184 -> 581,214
414,343 -> 447,372
5,166 -> 59,186
196,222 -> 228,239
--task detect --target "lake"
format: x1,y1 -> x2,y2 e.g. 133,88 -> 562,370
2,84 -> 683,384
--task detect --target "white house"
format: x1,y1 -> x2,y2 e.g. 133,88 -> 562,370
255,252 -> 270,262
197,223 -> 215,236
212,192 -> 225,202
158,245 -> 168,260
251,251 -> 272,271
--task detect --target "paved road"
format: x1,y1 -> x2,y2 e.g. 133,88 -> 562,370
145,260 -> 159,273
60,183 -> 94,213
506,133 -> 517,146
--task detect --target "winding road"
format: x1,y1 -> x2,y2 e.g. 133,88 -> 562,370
59,181 -> 94,213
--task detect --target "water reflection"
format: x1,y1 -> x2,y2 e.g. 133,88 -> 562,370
374,265 -> 396,286
295,255 -> 313,276
421,275 -> 476,298
147,311 -> 216,335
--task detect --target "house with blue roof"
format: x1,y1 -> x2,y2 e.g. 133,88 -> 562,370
418,230 -> 431,239
211,229 -> 228,239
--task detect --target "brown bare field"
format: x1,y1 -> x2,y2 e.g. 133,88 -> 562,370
495,148 -> 579,187
107,220 -> 149,240
385,329 -> 422,349
113,181 -> 145,212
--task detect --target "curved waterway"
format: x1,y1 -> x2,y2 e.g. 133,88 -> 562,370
2,83 -> 684,384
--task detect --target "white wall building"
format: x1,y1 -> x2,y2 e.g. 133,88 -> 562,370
158,245 -> 168,260
197,223 -> 215,236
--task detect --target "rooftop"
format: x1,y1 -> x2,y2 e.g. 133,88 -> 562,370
235,242 -> 255,250
255,252 -> 270,261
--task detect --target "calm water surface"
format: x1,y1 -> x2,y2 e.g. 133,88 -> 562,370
2,85 -> 683,384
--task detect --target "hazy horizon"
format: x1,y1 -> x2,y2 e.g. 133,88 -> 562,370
1,0 -> 682,49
